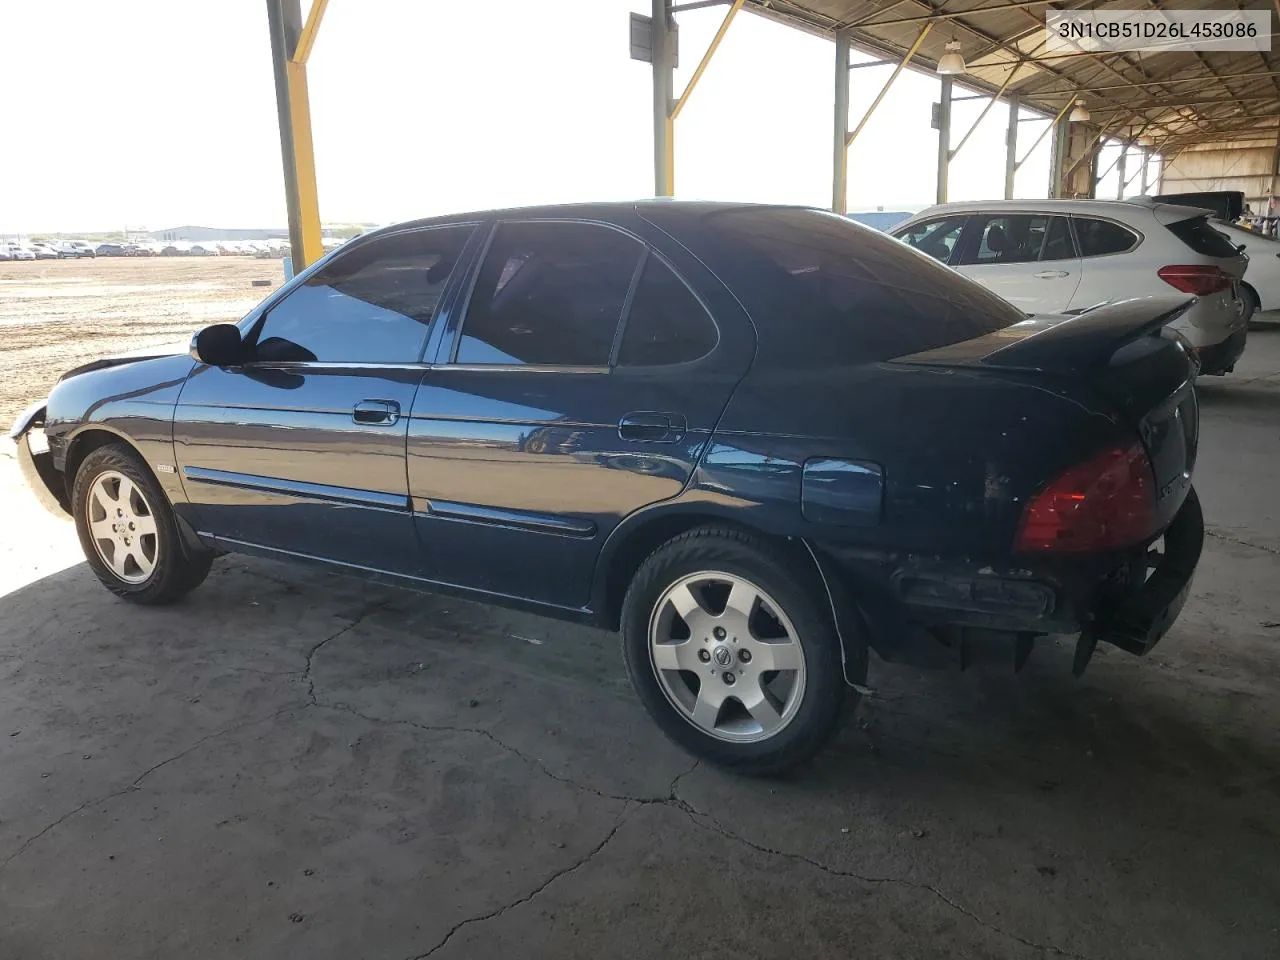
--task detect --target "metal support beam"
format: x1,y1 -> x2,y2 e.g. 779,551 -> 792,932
1049,114 -> 1068,198
652,0 -> 675,196
949,62 -> 1021,161
1140,151 -> 1150,195
936,75 -> 952,205
1015,98 -> 1073,175
670,0 -> 743,120
1004,95 -> 1018,199
845,23 -> 932,149
1115,147 -> 1126,200
832,30 -> 850,214
267,0 -> 324,271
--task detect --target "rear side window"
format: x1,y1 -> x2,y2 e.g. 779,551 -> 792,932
706,208 -> 1023,366
456,221 -> 641,366
252,225 -> 473,363
959,214 -> 1074,265
895,216 -> 965,264
1073,217 -> 1139,257
617,257 -> 718,366
1166,216 -> 1241,258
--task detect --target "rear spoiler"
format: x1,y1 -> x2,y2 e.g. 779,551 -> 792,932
898,297 -> 1196,374
982,297 -> 1195,373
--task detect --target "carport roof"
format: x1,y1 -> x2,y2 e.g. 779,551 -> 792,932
744,0 -> 1280,150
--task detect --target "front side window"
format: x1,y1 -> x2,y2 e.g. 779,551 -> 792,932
251,225 -> 473,363
1073,217 -> 1139,258
455,221 -> 642,366
896,216 -> 966,264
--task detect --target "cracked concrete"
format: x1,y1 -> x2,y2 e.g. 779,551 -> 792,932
0,328 -> 1277,958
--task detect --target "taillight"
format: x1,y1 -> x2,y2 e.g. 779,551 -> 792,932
1157,265 -> 1232,295
1016,444 -> 1159,553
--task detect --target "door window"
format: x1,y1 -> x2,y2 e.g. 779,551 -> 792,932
251,225 -> 473,363
455,221 -> 642,366
960,214 -> 1066,265
1073,217 -> 1139,257
896,217 -> 966,264
617,257 -> 718,366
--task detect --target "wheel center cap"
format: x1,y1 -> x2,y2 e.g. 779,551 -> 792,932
712,644 -> 734,667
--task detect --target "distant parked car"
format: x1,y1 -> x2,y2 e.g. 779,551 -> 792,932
891,197 -> 1249,375
30,244 -> 60,260
1212,220 -> 1279,322
95,243 -> 127,257
188,245 -> 219,257
54,241 -> 96,259
160,245 -> 182,256
5,244 -> 36,261
0,246 -> 11,262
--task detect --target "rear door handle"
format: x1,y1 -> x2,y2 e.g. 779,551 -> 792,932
1034,270 -> 1070,279
352,400 -> 401,425
619,411 -> 686,443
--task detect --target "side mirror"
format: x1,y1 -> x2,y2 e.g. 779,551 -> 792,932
190,324 -> 244,366
1236,243 -> 1248,254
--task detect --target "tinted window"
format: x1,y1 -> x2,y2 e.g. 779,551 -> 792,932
252,226 -> 472,363
896,216 -> 966,263
1073,217 -> 1139,257
1167,216 -> 1241,258
618,258 -> 717,366
706,208 -> 1022,366
1042,216 -> 1074,260
456,221 -> 641,366
961,214 -> 1065,265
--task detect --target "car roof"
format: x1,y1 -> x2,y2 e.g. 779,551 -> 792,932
354,199 -> 806,240
904,197 -> 1211,223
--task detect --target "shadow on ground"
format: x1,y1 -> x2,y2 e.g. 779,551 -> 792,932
1,540 -> 1278,959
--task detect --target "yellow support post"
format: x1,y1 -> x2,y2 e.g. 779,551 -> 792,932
267,0 -> 325,270
284,58 -> 324,268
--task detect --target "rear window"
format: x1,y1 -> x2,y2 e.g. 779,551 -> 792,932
1166,215 -> 1241,259
706,208 -> 1022,366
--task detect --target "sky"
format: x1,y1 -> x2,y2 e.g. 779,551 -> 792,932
0,0 -> 1139,234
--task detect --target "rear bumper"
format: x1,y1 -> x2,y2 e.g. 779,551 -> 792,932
1196,328 -> 1247,375
818,487 -> 1204,662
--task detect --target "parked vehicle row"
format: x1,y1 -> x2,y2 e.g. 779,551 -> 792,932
0,239 -> 320,262
9,201 -> 1205,775
890,197 -> 1249,375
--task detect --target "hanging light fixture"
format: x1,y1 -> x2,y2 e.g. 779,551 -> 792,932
936,40 -> 967,76
1069,99 -> 1091,122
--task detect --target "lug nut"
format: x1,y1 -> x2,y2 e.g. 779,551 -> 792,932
739,649 -> 752,664
698,649 -> 711,663
722,671 -> 736,685
714,626 -> 727,640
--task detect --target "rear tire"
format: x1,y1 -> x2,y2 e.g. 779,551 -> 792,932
72,443 -> 212,604
620,526 -> 851,775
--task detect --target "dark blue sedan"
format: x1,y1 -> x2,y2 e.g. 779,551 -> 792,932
10,202 -> 1204,773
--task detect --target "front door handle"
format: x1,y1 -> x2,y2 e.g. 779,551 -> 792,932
1034,270 -> 1070,279
619,411 -> 686,443
352,400 -> 401,425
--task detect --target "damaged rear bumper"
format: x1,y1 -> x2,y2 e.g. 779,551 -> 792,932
817,486 -> 1205,669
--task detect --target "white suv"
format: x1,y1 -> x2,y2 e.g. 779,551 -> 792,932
890,198 -> 1248,374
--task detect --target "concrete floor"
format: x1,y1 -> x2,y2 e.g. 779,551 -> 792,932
1,325 -> 1278,960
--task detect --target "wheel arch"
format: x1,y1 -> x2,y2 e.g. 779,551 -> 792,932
591,502 -> 870,688
1241,280 -> 1262,314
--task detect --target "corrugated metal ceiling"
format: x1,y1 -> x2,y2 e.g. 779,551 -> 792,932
743,0 -> 1280,148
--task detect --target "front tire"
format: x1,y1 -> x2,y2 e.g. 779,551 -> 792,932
72,443 -> 212,604
620,526 -> 851,775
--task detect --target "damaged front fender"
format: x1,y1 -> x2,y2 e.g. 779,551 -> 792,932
7,402 -> 70,517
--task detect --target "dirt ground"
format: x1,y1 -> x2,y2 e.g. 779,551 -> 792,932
0,258 -> 281,428
1,261 -> 1278,959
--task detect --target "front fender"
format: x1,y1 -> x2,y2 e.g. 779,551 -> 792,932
7,403 -> 70,516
